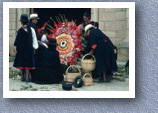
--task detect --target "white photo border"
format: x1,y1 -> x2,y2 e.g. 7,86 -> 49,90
3,2 -> 135,98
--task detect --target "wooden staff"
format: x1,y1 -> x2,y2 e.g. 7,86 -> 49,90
59,14 -> 64,22
63,14 -> 68,22
57,16 -> 61,23
45,26 -> 51,30
46,23 -> 54,29
74,20 -> 77,24
55,16 -> 59,23
50,17 -> 57,25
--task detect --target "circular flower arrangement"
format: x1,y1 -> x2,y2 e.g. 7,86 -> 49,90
56,33 -> 75,64
45,16 -> 83,65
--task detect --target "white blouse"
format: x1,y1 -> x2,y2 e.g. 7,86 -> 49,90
41,34 -> 48,43
23,27 -> 39,49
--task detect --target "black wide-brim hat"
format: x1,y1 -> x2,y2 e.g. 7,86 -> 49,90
19,14 -> 29,22
47,38 -> 58,46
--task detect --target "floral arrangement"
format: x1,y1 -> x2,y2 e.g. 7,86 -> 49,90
45,15 -> 83,65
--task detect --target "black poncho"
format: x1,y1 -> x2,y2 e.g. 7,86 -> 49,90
13,26 -> 35,69
86,28 -> 118,78
32,47 -> 64,84
29,22 -> 38,35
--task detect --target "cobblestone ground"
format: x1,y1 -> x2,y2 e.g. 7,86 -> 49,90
9,60 -> 129,91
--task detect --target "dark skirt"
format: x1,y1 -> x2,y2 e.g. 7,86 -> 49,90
93,40 -> 117,78
32,66 -> 64,84
13,51 -> 35,69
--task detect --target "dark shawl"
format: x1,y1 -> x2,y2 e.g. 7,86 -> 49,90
29,22 -> 38,35
13,26 -> 34,68
32,47 -> 64,84
86,28 -> 117,78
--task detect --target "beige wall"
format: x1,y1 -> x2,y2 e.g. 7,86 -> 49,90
9,8 -> 17,56
9,8 -> 129,62
9,8 -> 30,56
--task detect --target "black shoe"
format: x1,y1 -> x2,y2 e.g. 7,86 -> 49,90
98,78 -> 102,83
21,78 -> 25,82
104,78 -> 111,83
25,79 -> 31,82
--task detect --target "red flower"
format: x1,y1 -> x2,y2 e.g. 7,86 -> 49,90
54,23 -> 58,28
78,41 -> 81,45
38,29 -> 41,33
50,29 -> 57,34
78,52 -> 82,55
72,26 -> 77,30
58,22 -> 62,28
47,34 -> 53,39
77,45 -> 81,49
77,32 -> 80,36
64,23 -> 68,27
70,60 -> 77,65
74,54 -> 78,57
70,25 -> 73,29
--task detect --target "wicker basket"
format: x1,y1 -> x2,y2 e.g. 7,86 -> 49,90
82,73 -> 93,86
65,65 -> 81,82
81,54 -> 96,71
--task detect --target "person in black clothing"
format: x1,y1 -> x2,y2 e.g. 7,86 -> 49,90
82,12 -> 99,29
125,60 -> 129,68
32,38 -> 64,84
84,24 -> 118,82
13,14 -> 39,82
80,12 -> 99,54
29,14 -> 45,40
82,12 -> 98,38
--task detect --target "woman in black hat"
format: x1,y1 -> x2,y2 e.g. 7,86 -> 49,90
13,14 -> 39,82
32,38 -> 64,84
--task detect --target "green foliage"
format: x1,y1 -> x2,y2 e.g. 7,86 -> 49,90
9,70 -> 19,78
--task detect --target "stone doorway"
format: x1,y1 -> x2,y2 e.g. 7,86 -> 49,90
32,8 -> 91,28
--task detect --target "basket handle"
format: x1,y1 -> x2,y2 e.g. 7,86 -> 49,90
81,53 -> 96,62
82,73 -> 92,79
65,65 -> 81,75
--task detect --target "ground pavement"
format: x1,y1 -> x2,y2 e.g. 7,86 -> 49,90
9,60 -> 129,91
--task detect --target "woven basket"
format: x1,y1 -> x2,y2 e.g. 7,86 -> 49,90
82,73 -> 93,86
65,65 -> 81,82
81,54 -> 96,71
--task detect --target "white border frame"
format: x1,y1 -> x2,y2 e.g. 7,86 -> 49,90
3,2 -> 135,98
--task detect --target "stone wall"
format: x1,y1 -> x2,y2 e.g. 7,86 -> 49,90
9,8 -> 17,56
9,8 -> 30,56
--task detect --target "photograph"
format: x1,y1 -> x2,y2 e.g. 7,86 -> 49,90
3,2 -> 135,98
